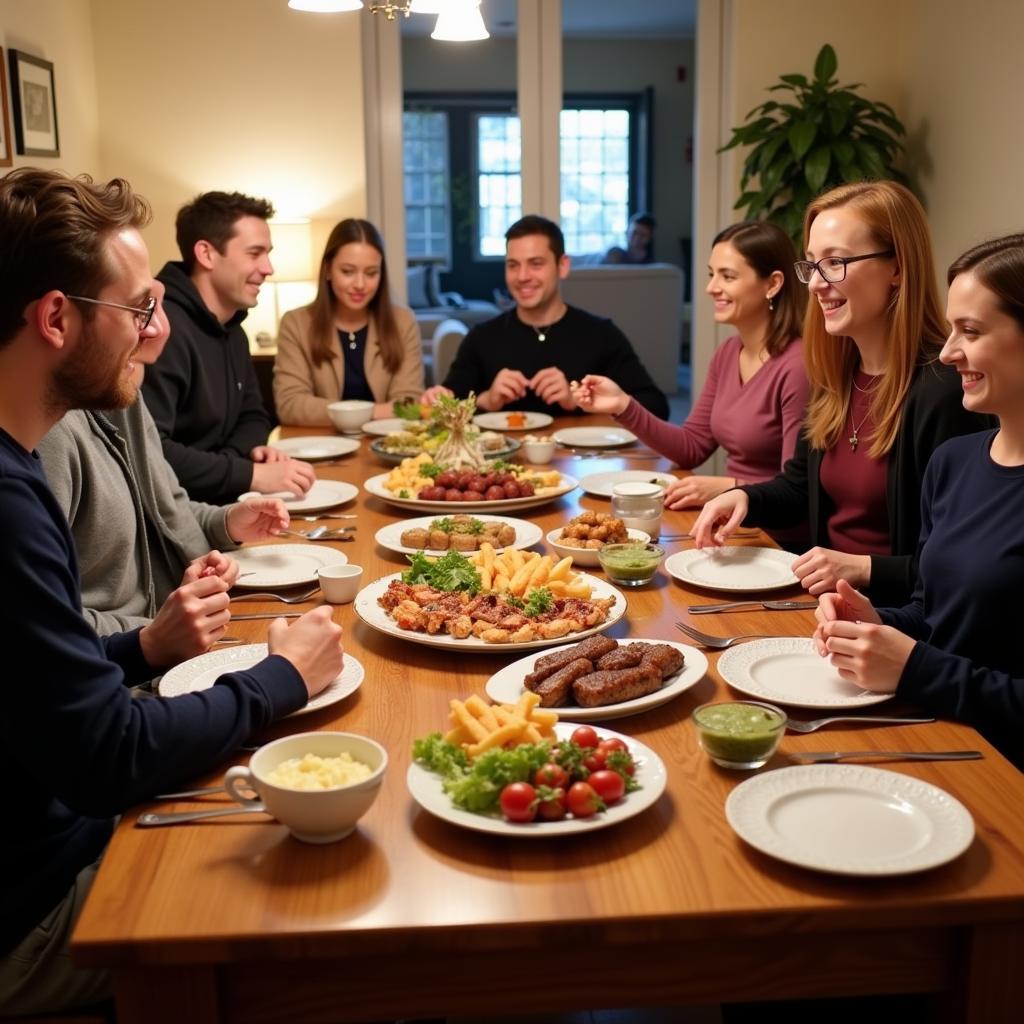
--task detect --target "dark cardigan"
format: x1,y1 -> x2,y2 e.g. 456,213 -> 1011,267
740,359 -> 994,606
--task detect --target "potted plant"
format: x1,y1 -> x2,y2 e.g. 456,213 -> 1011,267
720,44 -> 909,244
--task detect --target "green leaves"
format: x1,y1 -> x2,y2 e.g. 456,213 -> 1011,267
718,43 -> 910,247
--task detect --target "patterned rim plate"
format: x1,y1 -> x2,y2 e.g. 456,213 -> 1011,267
716,637 -> 893,709
231,544 -> 348,589
353,571 -> 625,652
484,639 -> 708,722
364,472 -> 577,514
159,644 -> 364,718
375,514 -> 543,557
408,723 -> 666,836
473,411 -> 554,431
665,546 -> 799,593
269,436 -> 361,460
579,470 -> 676,498
552,426 -> 637,448
726,764 -> 974,876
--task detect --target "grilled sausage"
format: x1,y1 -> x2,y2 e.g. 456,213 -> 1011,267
572,664 -> 663,708
535,658 -> 594,708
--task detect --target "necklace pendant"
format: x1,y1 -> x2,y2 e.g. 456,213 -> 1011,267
537,330 -> 546,342
848,434 -> 858,452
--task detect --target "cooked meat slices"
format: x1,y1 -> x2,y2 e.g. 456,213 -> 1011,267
536,658 -> 594,708
572,664 -> 663,708
640,643 -> 685,678
595,642 -> 652,671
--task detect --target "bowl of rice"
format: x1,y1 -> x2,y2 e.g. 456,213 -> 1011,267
224,732 -> 387,843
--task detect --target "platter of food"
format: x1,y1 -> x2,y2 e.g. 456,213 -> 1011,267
374,514 -> 543,556
353,568 -> 626,652
370,433 -> 519,465
364,463 -> 577,514
268,436 -> 361,461
409,713 -> 667,836
545,510 -> 647,567
485,638 -> 707,721
158,643 -> 364,718
473,411 -> 554,431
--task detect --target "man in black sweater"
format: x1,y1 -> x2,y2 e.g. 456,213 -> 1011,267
142,191 -> 315,504
423,215 -> 668,418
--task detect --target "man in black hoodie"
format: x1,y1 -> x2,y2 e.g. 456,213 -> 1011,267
142,191 -> 315,504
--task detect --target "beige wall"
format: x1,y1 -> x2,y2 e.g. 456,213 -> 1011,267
0,0 -> 101,174
90,0 -> 367,272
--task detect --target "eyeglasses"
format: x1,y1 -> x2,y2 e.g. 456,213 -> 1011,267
793,250 -> 895,285
67,294 -> 157,331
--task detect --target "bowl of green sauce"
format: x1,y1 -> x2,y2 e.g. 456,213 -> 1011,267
596,542 -> 665,587
692,700 -> 786,769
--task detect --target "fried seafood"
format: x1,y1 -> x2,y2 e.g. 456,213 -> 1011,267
557,511 -> 628,549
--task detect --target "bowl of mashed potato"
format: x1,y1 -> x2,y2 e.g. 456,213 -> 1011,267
224,732 -> 387,843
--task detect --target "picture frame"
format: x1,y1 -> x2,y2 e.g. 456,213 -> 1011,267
8,49 -> 59,158
0,48 -> 12,167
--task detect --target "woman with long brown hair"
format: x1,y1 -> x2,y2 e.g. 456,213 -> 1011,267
574,220 -> 808,507
692,181 -> 991,605
273,219 -> 423,424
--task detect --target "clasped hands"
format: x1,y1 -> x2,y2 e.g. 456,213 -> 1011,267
423,366 -> 576,412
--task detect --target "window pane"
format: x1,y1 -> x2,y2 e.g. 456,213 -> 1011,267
476,113 -> 522,258
403,110 -> 451,263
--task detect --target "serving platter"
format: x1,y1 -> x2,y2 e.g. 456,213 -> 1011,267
664,546 -> 799,593
369,436 -> 520,466
364,471 -> 577,514
159,644 -> 364,718
407,722 -> 666,836
353,571 -> 626,652
484,639 -> 708,721
230,544 -> 348,589
375,514 -> 543,557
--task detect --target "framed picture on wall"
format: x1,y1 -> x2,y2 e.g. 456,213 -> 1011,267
0,48 -> 12,167
8,49 -> 59,158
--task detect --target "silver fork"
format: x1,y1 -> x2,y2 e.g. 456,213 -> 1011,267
786,714 -> 936,733
292,514 -> 357,521
675,621 -> 784,649
230,587 -> 320,604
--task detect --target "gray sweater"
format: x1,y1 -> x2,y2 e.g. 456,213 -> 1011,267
36,400 -> 237,635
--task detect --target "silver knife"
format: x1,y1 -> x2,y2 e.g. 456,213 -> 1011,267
229,612 -> 302,620
794,750 -> 983,763
689,599 -> 818,614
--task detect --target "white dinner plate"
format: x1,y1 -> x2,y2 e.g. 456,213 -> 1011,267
362,417 -> 423,437
484,639 -> 708,722
579,470 -> 676,498
230,544 -> 348,589
375,515 -> 543,557
407,722 -> 666,836
268,436 -> 361,461
159,644 -> 364,718
545,527 -> 650,567
241,479 -> 359,514
473,411 -> 554,431
665,546 -> 799,593
716,637 -> 893,709
364,472 -> 577,514
553,426 -> 637,448
726,764 -> 974,876
354,571 -> 626,652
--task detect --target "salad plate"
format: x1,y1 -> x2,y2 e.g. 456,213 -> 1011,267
407,722 -> 666,836
159,644 -> 364,718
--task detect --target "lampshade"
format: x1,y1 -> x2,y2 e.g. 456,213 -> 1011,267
269,220 -> 314,283
288,0 -> 362,12
431,1 -> 488,41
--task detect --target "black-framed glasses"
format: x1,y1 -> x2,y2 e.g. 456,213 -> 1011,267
67,294 -> 157,331
793,250 -> 895,285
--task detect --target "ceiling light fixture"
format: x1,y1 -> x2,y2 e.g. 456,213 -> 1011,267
287,0 -> 489,38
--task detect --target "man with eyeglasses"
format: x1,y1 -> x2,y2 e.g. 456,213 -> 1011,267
141,191 -> 316,505
0,168 -> 343,1016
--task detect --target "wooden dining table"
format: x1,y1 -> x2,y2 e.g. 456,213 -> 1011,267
72,417 -> 1024,1023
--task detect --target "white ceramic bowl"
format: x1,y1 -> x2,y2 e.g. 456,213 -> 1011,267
328,400 -> 375,434
224,731 -> 387,843
545,526 -> 650,567
522,440 -> 556,464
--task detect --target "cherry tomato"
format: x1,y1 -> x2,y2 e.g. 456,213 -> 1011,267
571,726 -> 600,749
605,749 -> 636,777
582,751 -> 607,774
597,738 -> 629,759
499,782 -> 537,823
534,763 -> 569,789
587,770 -> 626,806
566,782 -> 604,818
536,787 -> 567,821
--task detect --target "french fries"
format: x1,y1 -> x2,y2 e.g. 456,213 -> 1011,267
444,691 -> 559,758
469,543 -> 591,599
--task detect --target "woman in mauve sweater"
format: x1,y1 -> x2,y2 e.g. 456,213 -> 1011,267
814,233 -> 1024,769
574,221 -> 808,508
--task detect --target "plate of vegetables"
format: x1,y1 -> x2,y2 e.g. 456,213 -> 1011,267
409,721 -> 666,835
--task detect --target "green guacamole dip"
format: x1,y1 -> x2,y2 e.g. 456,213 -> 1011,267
597,543 -> 663,582
693,702 -> 785,766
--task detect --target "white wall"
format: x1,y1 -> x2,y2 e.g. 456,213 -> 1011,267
0,0 -> 101,175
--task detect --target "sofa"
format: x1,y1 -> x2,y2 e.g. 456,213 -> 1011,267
407,264 -> 502,342
560,262 -> 684,395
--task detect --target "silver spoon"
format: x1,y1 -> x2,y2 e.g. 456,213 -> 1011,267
136,805 -> 268,826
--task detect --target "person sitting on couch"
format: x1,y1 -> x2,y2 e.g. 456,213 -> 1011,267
603,211 -> 656,265
421,214 -> 668,418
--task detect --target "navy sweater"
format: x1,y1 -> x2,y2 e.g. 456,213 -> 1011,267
880,431 -> 1024,768
0,430 -> 307,951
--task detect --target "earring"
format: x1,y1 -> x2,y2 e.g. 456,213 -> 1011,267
766,293 -> 775,312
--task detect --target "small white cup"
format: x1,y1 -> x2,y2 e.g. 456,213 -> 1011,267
318,564 -> 363,604
327,399 -> 375,434
522,440 -> 555,464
